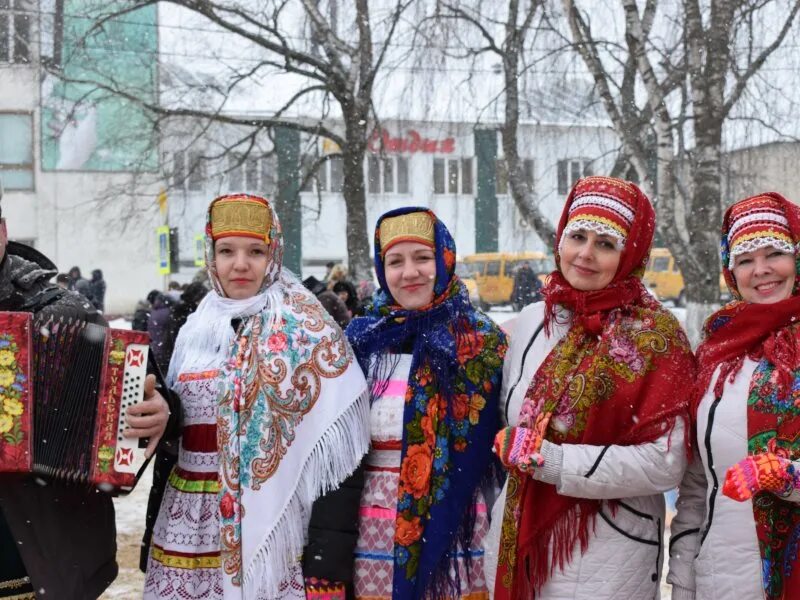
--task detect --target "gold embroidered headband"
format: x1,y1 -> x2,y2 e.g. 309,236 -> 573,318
379,212 -> 435,255
210,196 -> 271,243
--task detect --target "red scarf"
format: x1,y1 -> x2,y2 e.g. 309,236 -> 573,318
693,193 -> 800,600
495,178 -> 695,598
693,297 -> 800,415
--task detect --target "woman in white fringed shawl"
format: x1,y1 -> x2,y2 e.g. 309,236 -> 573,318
143,194 -> 370,600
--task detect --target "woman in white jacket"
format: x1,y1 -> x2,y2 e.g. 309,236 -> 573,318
484,176 -> 695,600
668,193 -> 800,600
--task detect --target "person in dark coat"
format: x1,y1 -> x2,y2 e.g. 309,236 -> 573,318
303,275 -> 351,328
89,269 -> 106,312
131,298 -> 151,332
0,204 -> 174,599
511,261 -> 542,311
146,290 -> 175,374
139,281 -> 208,572
332,279 -> 361,317
67,265 -> 93,303
168,281 -> 209,337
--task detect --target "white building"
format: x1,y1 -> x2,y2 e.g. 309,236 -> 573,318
0,0 -> 163,314
164,118 -> 618,279
1,0 -> 618,311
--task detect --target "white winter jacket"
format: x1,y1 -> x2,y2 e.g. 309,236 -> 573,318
484,302 -> 688,600
667,359 -> 800,600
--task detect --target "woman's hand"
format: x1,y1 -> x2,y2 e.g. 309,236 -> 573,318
493,426 -> 545,473
722,452 -> 797,501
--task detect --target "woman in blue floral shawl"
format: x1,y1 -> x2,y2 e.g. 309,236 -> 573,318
346,207 -> 507,600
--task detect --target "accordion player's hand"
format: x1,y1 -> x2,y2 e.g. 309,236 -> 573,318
124,373 -> 171,459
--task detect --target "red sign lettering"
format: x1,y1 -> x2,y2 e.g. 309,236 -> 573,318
368,129 -> 456,155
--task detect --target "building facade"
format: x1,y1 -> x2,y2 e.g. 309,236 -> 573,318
1,0 -> 618,310
0,0 -> 163,313
723,141 -> 800,207
164,118 -> 619,281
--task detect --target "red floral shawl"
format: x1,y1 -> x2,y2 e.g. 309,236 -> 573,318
693,193 -> 800,600
495,177 -> 695,598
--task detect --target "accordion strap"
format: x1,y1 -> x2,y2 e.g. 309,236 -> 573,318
21,288 -> 67,313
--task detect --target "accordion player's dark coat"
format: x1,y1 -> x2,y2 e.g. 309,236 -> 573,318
0,250 -> 118,599
0,248 -> 179,599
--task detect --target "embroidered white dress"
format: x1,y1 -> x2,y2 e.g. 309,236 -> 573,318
143,369 -> 305,600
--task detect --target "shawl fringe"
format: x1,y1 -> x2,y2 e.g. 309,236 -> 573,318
423,489 -> 480,600
243,389 -> 371,597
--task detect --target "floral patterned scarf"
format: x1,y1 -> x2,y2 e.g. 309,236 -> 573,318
171,195 -> 370,599
346,207 -> 507,600
694,193 -> 800,600
495,179 -> 695,598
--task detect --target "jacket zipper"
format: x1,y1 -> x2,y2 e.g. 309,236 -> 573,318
698,394 -> 723,552
504,321 -> 545,425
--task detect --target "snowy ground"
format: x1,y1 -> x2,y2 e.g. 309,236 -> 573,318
102,308 -> 682,599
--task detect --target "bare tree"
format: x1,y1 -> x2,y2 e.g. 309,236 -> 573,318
561,0 -> 800,342
425,0 -> 556,246
57,0 -> 412,281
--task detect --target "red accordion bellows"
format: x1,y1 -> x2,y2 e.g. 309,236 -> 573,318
0,311 -> 150,494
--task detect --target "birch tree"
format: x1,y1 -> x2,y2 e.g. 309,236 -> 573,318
561,0 -> 800,342
427,0 -> 556,246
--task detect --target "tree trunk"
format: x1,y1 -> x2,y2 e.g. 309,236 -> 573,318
501,1 -> 556,247
679,116 -> 724,345
341,114 -> 373,283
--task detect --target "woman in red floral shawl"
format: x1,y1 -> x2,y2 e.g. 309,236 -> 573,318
668,193 -> 800,600
485,176 -> 695,599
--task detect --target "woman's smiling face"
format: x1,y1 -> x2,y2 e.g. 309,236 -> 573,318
731,246 -> 796,304
559,228 -> 622,291
383,241 -> 437,309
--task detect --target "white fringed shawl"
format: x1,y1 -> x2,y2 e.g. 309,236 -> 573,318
169,195 -> 369,598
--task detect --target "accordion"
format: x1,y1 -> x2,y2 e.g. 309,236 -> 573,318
0,311 -> 151,493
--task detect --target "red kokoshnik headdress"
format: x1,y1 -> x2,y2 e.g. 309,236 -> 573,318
495,176 -> 695,599
544,175 -> 655,334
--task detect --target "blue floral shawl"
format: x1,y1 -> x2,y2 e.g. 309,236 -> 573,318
346,206 -> 507,600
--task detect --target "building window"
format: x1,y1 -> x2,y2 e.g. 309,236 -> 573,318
461,157 -> 473,194
434,157 -> 473,195
300,154 -> 317,192
557,158 -> 594,194
171,150 -> 206,191
523,158 -> 535,193
329,156 -> 343,193
433,158 -> 446,194
228,154 -> 244,190
0,113 -> 34,190
0,0 -> 31,64
366,155 -> 408,194
300,154 -> 345,194
383,158 -> 394,193
227,153 -> 275,193
172,151 -> 185,187
187,151 -> 205,191
496,159 -> 508,195
397,157 -> 409,193
245,156 -> 259,190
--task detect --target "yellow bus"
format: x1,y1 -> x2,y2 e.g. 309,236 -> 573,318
462,252 -> 554,310
644,248 -> 729,306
